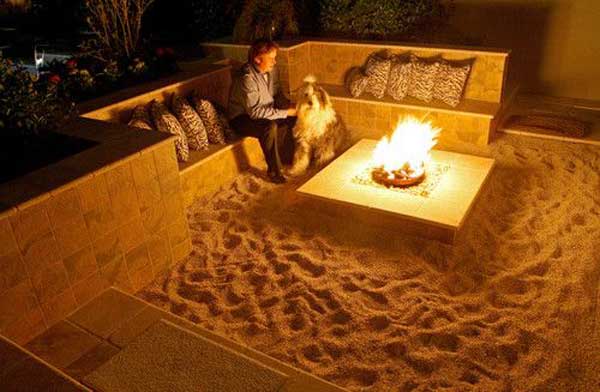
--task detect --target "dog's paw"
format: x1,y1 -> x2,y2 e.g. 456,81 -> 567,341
285,166 -> 306,177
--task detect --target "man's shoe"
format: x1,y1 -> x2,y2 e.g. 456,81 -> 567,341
268,171 -> 287,184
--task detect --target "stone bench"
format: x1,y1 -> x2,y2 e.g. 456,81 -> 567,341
80,63 -> 264,208
202,39 -> 512,152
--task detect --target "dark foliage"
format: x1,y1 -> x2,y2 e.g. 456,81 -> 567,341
41,49 -> 178,103
0,57 -> 74,136
233,0 -> 299,43
319,0 -> 448,40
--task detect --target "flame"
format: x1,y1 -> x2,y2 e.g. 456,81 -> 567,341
371,116 -> 440,178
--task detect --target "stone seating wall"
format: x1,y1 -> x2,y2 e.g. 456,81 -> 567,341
201,39 -> 512,153
81,64 -> 264,208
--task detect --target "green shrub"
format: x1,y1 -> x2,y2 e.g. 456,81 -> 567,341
188,0 -> 241,41
233,0 -> 299,43
41,51 -> 178,102
0,57 -> 74,136
319,0 -> 446,39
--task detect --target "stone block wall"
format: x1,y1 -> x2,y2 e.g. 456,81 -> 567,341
179,138 -> 264,208
0,141 -> 191,345
202,40 -> 509,103
308,41 -> 509,103
332,98 -> 493,152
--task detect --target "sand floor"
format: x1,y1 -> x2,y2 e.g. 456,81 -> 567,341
140,133 -> 600,391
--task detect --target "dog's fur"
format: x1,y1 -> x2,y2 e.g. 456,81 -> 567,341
288,75 -> 349,176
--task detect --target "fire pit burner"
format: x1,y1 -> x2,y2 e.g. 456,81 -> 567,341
371,166 -> 425,187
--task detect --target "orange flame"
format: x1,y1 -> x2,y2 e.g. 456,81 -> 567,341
371,116 -> 440,178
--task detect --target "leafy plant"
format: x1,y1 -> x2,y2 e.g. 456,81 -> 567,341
82,0 -> 155,61
233,0 -> 299,43
41,49 -> 177,102
187,0 -> 241,41
319,0 -> 447,39
0,57 -> 74,136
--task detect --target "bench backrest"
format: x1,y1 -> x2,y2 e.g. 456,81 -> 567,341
202,40 -> 510,103
80,64 -> 232,124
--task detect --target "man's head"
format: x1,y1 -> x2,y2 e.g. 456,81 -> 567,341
248,38 -> 279,74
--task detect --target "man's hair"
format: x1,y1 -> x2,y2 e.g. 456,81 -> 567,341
248,38 -> 279,64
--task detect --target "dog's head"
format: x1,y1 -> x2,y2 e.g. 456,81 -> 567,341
296,74 -> 333,115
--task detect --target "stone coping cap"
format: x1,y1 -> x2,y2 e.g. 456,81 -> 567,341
78,63 -> 229,116
0,117 -> 173,215
0,64 -> 234,215
202,37 -> 511,57
320,84 -> 501,118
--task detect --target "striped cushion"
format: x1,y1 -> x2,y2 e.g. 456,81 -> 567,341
407,55 -> 441,103
171,94 -> 209,150
345,67 -> 368,98
363,53 -> 391,99
191,96 -> 226,145
387,54 -> 412,101
150,100 -> 189,162
433,60 -> 471,107
127,105 -> 153,130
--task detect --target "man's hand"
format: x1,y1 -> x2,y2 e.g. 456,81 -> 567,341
288,103 -> 297,117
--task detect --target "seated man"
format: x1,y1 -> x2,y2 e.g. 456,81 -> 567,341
228,38 -> 296,183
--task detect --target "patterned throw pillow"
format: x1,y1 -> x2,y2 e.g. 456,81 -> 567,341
407,55 -> 441,103
387,54 -> 412,101
149,100 -> 189,162
127,105 -> 153,130
432,59 -> 472,107
363,53 -> 391,99
171,94 -> 209,151
345,67 -> 368,98
190,96 -> 226,145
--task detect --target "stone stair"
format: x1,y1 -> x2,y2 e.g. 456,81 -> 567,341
16,287 -> 346,392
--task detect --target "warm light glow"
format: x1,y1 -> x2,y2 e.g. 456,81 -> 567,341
371,116 -> 440,179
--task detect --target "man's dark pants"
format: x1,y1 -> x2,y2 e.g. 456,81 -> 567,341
230,115 -> 295,175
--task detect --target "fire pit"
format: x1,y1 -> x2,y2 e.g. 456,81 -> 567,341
296,120 -> 495,243
369,116 -> 440,188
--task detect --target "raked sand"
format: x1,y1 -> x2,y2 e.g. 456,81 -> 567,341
139,133 -> 600,391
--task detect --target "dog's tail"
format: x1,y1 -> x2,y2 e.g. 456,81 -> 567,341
303,74 -> 317,84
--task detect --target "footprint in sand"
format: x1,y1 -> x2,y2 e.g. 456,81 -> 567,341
216,211 -> 229,223
331,326 -> 348,337
259,296 -> 279,308
367,314 -> 391,331
384,341 -> 407,358
247,238 -> 260,252
285,253 -> 326,277
223,233 -> 242,250
526,260 -> 550,276
322,340 -> 343,359
213,199 -> 244,211
342,282 -> 360,292
234,223 -> 249,233
280,243 -> 303,252
273,261 -> 291,274
245,177 -> 261,194
248,271 -> 269,289
572,213 -> 586,226
459,371 -> 480,385
362,289 -> 389,306
189,270 -> 212,283
345,367 -> 379,387
230,303 -> 253,320
289,313 -> 306,331
225,289 -> 245,306
331,309 -> 352,325
302,344 -> 323,362
417,332 -> 460,352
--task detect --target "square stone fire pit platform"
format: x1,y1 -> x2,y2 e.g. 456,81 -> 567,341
296,139 -> 495,244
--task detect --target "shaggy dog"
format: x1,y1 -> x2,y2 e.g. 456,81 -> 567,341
287,75 -> 349,176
